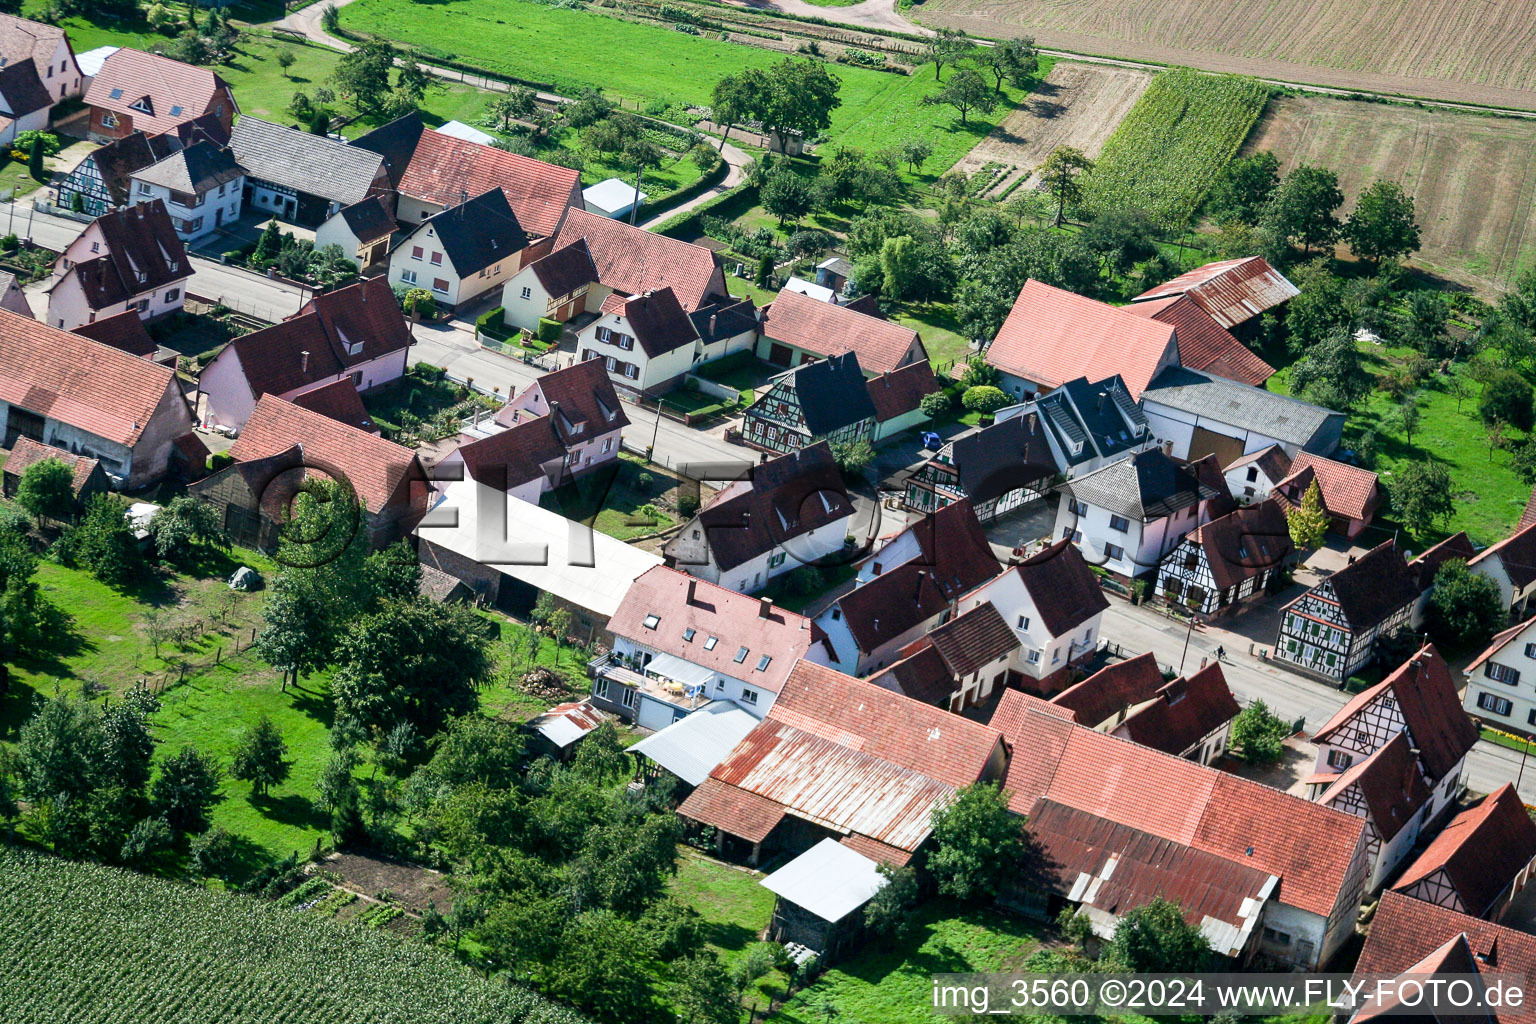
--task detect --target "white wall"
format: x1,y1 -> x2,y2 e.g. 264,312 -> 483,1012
712,518 -> 848,595
46,272 -> 187,331
1464,627 -> 1536,731
129,176 -> 243,243
1143,399 -> 1300,460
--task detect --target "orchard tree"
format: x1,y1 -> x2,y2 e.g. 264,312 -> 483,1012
1392,461 -> 1455,536
330,39 -> 396,114
231,715 -> 291,798
1481,369 -> 1535,431
1288,329 -> 1372,411
1040,146 -> 1092,227
1263,164 -> 1344,255
487,87 -> 536,131
15,458 -> 75,522
1346,180 -> 1421,267
1206,150 -> 1280,226
926,68 -> 995,126
899,138 -> 932,174
710,69 -> 766,148
928,781 -> 1024,902
73,495 -> 141,585
755,59 -> 841,153
761,168 -> 812,228
16,695 -> 102,803
923,27 -> 976,80
977,36 -> 1038,92
145,495 -> 224,566
152,744 -> 222,832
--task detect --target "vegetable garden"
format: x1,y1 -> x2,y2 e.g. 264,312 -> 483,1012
1078,67 -> 1270,225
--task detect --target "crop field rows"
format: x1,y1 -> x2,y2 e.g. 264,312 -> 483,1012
1245,96 -> 1536,290
915,0 -> 1536,109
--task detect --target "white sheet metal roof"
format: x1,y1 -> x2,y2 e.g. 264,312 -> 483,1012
760,838 -> 887,923
432,120 -> 497,146
76,46 -> 119,79
629,701 -> 759,786
645,651 -> 716,690
529,701 -> 605,749
583,177 -> 646,216
782,276 -> 836,304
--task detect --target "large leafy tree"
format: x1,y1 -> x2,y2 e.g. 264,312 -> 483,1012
72,496 -> 141,585
16,695 -> 103,802
15,458 -> 75,522
100,690 -> 158,798
977,36 -> 1038,92
1205,150 -> 1280,226
1040,146 -> 1093,227
1391,461 -> 1456,537
1106,897 -> 1211,973
144,495 -> 224,566
231,715 -> 291,798
1480,369 -> 1535,431
760,168 -> 813,228
710,68 -> 767,148
928,781 -> 1024,902
753,59 -> 841,154
1263,164 -> 1344,255
1228,700 -> 1290,764
330,39 -> 396,114
1345,180 -> 1421,267
152,744 -> 223,832
331,599 -> 494,735
1288,329 -> 1372,411
926,68 -> 995,126
1426,560 -> 1505,650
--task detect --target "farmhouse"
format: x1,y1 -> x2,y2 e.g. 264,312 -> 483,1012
227,116 -> 388,228
351,112 -> 581,238
757,287 -> 926,375
199,277 -> 410,431
1133,256 -> 1298,341
55,114 -> 229,219
985,279 -> 1179,401
0,14 -> 83,103
192,394 -> 428,551
488,356 -> 630,479
1108,662 -> 1240,765
1156,499 -> 1294,618
45,200 -> 191,331
1047,652 -> 1166,730
1462,614 -> 1536,731
1141,366 -> 1345,462
82,48 -> 236,144
903,411 -> 1055,521
1,436 -> 109,505
742,352 -> 877,456
990,689 -> 1368,968
313,196 -> 397,271
1274,540 -> 1422,682
588,566 -> 832,730
678,660 -> 1008,867
500,209 -> 729,333
575,287 -> 700,394
1053,446 -> 1227,580
956,539 -> 1109,695
388,188 -> 531,312
663,442 -> 853,594
1391,784 -> 1536,922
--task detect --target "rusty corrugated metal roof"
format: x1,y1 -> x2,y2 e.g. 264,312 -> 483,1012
1133,257 -> 1300,330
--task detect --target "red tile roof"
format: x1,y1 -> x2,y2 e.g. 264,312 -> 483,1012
838,832 -> 915,867
1409,531 -> 1477,589
868,642 -> 957,706
761,289 -> 924,376
1284,451 -> 1382,522
289,378 -> 377,433
608,566 -> 818,695
510,356 -> 630,442
1050,652 -> 1165,728
987,279 -> 1178,400
1357,891 -> 1536,1024
998,537 -> 1109,638
1318,731 -> 1431,842
602,287 -> 697,358
0,15 -> 68,72
71,309 -> 156,358
3,436 -> 102,494
1183,499 -> 1294,592
230,277 -> 410,398
866,360 -> 941,422
457,416 -> 569,491
1133,257 -> 1299,330
84,48 -> 232,136
229,395 -> 424,516
1466,615 -> 1536,677
396,127 -> 580,238
1112,663 -> 1241,756
1393,784 -> 1536,918
553,208 -> 722,311
991,689 -> 1368,918
1522,487 -> 1536,532
677,778 -> 785,843
1311,645 -> 1479,781
0,307 -> 177,447
926,601 -> 1020,678
1128,294 -> 1274,386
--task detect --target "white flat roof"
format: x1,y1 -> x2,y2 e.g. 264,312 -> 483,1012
415,486 -> 660,618
432,120 -> 497,146
760,838 -> 887,923
583,177 -> 647,214
629,701 -> 759,786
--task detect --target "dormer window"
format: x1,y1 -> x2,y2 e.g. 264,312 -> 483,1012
683,628 -> 696,642
704,636 -> 718,650
129,96 -> 152,115
734,646 -> 749,664
642,614 -> 660,629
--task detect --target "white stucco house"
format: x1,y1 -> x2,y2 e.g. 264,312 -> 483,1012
45,200 -> 191,331
388,188 -> 533,312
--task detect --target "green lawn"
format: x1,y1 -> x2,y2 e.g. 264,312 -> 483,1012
1268,342 -> 1530,545
894,303 -> 971,368
669,851 -> 775,967
540,452 -> 680,541
769,902 -> 1045,1024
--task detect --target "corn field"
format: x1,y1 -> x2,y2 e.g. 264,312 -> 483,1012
0,849 -> 588,1024
1078,67 -> 1271,226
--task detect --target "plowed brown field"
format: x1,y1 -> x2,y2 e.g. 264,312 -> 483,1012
951,63 -> 1151,197
916,0 -> 1536,109
1243,96 -> 1536,292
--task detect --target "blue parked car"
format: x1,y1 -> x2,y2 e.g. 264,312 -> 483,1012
920,431 -> 943,450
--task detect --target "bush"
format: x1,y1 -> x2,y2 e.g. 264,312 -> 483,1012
1481,369 -> 1535,431
0,505 -> 32,535
1229,700 -> 1290,764
206,451 -> 233,473
961,385 -> 1009,414
919,391 -> 952,418
676,493 -> 700,519
536,317 -> 562,343
412,361 -> 447,381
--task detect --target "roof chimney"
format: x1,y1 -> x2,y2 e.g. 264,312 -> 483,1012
1097,390 -> 1107,412
758,596 -> 773,619
686,578 -> 697,605
914,569 -> 927,602
300,350 -> 309,372
460,188 -> 468,207
709,313 -> 717,336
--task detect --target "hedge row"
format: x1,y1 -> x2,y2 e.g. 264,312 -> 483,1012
653,182 -> 758,239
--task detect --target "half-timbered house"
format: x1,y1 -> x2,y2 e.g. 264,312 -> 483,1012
1306,645 -> 1478,889
1157,499 -> 1294,618
1273,540 -> 1422,681
1390,784 -> 1536,922
902,411 -> 1055,521
742,352 -> 875,456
